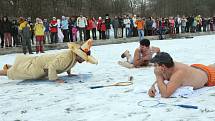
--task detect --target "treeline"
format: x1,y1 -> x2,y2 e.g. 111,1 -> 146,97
0,0 -> 215,18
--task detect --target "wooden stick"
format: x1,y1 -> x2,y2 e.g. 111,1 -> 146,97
90,76 -> 133,89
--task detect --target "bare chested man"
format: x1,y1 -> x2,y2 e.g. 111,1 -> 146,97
148,52 -> 215,98
119,39 -> 160,68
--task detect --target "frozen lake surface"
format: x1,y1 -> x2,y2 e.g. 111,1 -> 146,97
1,35 -> 215,121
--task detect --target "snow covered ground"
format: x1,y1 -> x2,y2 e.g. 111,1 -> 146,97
1,35 -> 215,121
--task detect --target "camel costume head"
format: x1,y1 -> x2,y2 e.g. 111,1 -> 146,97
68,39 -> 98,64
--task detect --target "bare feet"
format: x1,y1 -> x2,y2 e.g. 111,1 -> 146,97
121,50 -> 129,58
68,74 -> 78,77
3,64 -> 12,70
3,64 -> 8,71
55,79 -> 65,83
128,76 -> 133,82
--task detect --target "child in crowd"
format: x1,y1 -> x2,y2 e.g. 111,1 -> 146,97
18,17 -> 33,54
101,21 -> 106,40
34,18 -> 45,53
72,25 -> 78,42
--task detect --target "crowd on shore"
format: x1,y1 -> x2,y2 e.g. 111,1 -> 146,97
0,14 -> 215,54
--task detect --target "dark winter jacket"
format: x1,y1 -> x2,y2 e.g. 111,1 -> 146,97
11,21 -> 19,35
118,17 -> 124,28
112,18 -> 119,28
105,18 -> 111,29
0,20 -> 2,34
43,22 -> 50,32
2,17 -> 12,33
146,19 -> 153,30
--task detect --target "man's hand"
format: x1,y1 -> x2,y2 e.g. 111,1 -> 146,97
55,79 -> 65,83
148,86 -> 157,97
68,74 -> 78,77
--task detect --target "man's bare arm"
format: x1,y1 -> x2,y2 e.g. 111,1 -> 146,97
148,80 -> 157,97
67,70 -> 71,75
133,49 -> 150,67
150,46 -> 160,54
67,69 -> 78,77
156,71 -> 183,98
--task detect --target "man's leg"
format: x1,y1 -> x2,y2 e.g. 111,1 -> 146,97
47,32 -> 51,43
114,28 -> 117,38
208,64 -> 215,69
121,50 -> 131,62
0,64 -> 12,76
83,29 -> 87,41
0,70 -> 7,76
141,30 -> 144,40
118,61 -> 134,68
3,64 -> 12,70
137,30 -> 141,40
26,38 -> 33,54
79,28 -> 83,41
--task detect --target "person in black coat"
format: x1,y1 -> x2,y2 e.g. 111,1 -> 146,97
1,16 -> 12,47
11,20 -> 20,46
0,17 -> 4,48
105,14 -> 111,39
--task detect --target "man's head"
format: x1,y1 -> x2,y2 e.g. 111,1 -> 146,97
139,39 -> 150,52
43,19 -> 48,23
27,17 -> 31,22
12,19 -> 17,24
19,17 -> 25,24
105,14 -> 109,18
36,18 -> 40,23
62,16 -> 66,20
3,16 -> 8,22
68,39 -> 98,64
151,52 -> 174,68
76,47 -> 91,63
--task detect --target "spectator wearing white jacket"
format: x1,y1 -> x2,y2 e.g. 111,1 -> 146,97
124,16 -> 131,37
77,15 -> 87,41
61,16 -> 69,42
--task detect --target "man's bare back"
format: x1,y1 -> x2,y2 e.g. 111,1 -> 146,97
162,62 -> 208,89
148,52 -> 212,98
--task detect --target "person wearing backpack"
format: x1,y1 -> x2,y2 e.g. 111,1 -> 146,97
19,17 -> 33,54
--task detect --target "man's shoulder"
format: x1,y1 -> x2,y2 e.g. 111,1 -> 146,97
174,62 -> 191,75
150,46 -> 159,49
135,47 -> 140,51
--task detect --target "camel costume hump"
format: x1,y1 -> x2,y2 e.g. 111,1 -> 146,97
7,50 -> 77,80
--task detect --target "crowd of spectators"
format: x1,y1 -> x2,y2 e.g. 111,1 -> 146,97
0,14 -> 215,54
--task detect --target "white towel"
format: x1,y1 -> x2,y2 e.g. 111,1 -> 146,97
155,80 -> 194,98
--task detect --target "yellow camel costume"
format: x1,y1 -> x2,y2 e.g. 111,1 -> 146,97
7,39 -> 98,80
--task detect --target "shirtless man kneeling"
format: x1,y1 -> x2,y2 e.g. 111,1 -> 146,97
148,52 -> 215,98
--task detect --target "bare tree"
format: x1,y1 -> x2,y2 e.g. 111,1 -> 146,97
0,0 -> 214,19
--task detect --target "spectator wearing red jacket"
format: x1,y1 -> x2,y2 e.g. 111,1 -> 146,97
86,17 -> 93,40
101,21 -> 106,40
97,17 -> 102,40
49,17 -> 58,43
92,17 -> 97,40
